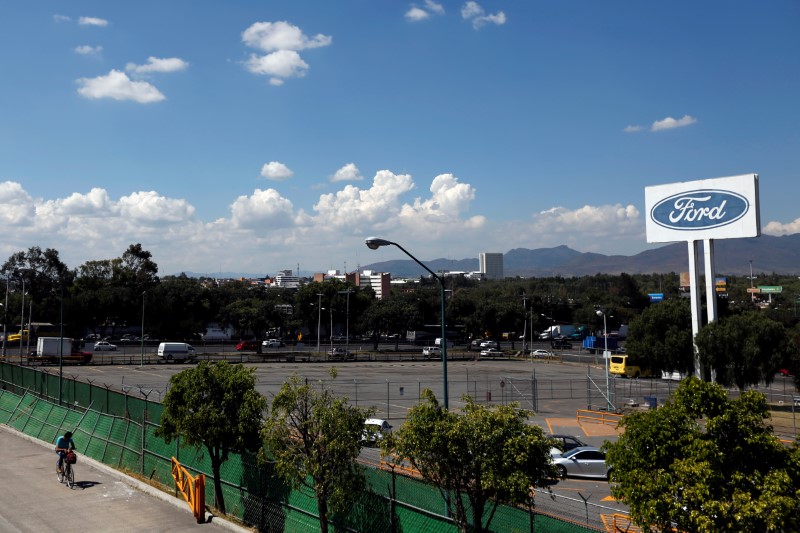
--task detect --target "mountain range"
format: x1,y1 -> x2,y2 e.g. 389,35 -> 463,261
360,233 -> 800,278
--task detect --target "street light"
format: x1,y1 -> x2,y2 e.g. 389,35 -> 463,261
316,293 -> 323,353
366,237 -> 449,409
140,291 -> 146,367
339,288 -> 353,355
596,309 -> 612,411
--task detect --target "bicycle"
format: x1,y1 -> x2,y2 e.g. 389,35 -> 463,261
57,450 -> 76,488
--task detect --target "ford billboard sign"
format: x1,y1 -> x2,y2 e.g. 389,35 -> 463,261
645,174 -> 760,243
650,190 -> 749,231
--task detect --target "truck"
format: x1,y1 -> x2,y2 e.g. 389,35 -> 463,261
581,335 -> 619,354
34,337 -> 92,364
539,324 -> 576,340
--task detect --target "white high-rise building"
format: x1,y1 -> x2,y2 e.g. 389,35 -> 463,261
479,253 -> 504,280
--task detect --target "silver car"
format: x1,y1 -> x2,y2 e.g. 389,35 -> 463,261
551,446 -> 611,480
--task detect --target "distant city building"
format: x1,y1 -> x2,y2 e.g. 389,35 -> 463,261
359,270 -> 392,299
479,253 -> 504,280
274,270 -> 300,289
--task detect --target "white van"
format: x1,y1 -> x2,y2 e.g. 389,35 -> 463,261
158,342 -> 197,362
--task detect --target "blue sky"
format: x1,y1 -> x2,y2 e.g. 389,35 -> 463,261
1,1 -> 798,276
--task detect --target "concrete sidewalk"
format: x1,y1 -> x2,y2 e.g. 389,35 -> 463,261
0,425 -> 252,533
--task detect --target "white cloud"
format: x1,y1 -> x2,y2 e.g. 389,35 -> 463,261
260,161 -> 294,181
242,21 -> 332,52
54,15 -> 71,23
0,182 -> 35,225
405,7 -> 430,21
764,218 -> 800,236
651,114 -> 697,131
461,2 -> 505,29
406,2 -> 445,21
425,1 -> 446,15
331,163 -> 363,183
246,50 -> 309,82
74,45 -> 103,55
126,57 -> 189,75
623,125 -> 643,133
242,21 -> 330,86
230,189 -> 296,230
76,70 -> 165,103
79,16 -> 109,27
0,178 -> 657,277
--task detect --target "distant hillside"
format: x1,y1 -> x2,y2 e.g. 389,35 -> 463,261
361,233 -> 800,278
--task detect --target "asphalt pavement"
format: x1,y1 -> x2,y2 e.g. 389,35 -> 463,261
0,425 -> 251,533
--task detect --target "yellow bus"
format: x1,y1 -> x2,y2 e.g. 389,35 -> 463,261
609,355 -> 653,378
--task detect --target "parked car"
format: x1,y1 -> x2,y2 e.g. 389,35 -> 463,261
422,346 -> 440,358
551,446 -> 611,480
361,418 -> 392,446
480,340 -> 499,349
262,339 -> 285,348
548,434 -> 588,454
236,340 -> 260,351
480,348 -> 503,357
532,349 -> 555,358
93,341 -> 117,351
327,347 -> 353,360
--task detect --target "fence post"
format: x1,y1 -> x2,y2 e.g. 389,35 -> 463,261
141,406 -> 147,475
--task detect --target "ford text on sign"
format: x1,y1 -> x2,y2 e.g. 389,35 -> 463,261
645,174 -> 760,243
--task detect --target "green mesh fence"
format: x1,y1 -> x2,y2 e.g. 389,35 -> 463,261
2,363 -> 606,533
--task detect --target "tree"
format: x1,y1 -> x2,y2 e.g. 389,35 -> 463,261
156,361 -> 266,514
385,390 -> 554,533
261,369 -> 375,533
695,312 -> 797,389
625,298 -> 695,376
604,377 -> 800,532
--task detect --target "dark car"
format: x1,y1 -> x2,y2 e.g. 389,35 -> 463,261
236,340 -> 260,351
548,434 -> 588,453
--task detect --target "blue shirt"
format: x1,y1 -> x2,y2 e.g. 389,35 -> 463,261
56,436 -> 74,450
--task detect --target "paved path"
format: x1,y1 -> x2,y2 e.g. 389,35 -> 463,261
0,426 -> 250,533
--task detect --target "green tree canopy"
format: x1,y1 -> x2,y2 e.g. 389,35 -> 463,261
156,361 -> 266,514
695,312 -> 798,389
385,390 -> 554,533
604,377 -> 800,532
626,298 -> 695,376
261,370 -> 375,533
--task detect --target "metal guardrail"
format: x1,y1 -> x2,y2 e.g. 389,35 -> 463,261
171,457 -> 206,523
577,409 -> 623,427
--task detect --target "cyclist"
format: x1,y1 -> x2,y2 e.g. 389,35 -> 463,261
55,430 -> 76,474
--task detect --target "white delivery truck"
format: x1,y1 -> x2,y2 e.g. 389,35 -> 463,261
157,342 -> 197,362
35,337 -> 92,364
539,324 -> 576,340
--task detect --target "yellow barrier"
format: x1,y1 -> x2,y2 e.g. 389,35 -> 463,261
577,409 -> 623,427
171,457 -> 206,523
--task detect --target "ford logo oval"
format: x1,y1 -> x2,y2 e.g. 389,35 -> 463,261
650,189 -> 749,230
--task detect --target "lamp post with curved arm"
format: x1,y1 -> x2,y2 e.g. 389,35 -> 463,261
366,237 -> 449,409
596,309 -> 612,411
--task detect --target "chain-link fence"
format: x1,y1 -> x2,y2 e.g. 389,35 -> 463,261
1,362 -> 612,532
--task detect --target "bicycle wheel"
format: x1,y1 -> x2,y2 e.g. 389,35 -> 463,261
65,464 -> 74,488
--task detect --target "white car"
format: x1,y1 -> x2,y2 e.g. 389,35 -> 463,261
422,346 -> 440,358
532,349 -> 555,359
362,418 -> 392,446
480,348 -> 503,357
262,339 -> 284,348
551,446 -> 611,480
480,340 -> 499,349
93,341 -> 117,351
